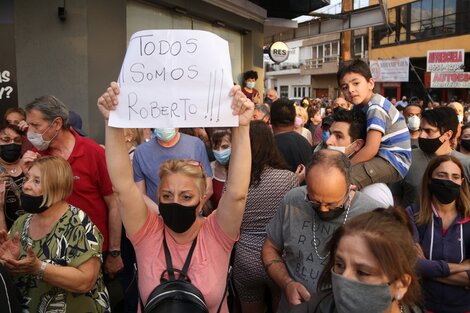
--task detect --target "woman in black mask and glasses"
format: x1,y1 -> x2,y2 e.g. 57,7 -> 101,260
0,123 -> 26,230
407,155 -> 470,313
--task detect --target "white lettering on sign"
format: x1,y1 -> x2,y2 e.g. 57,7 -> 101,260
109,30 -> 237,128
0,70 -> 13,99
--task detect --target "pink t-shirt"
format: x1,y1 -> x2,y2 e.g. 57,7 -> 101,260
130,210 -> 235,313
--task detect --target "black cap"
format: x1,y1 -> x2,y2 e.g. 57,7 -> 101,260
69,111 -> 87,137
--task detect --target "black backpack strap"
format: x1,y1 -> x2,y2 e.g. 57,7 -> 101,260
180,237 -> 198,280
162,233 -> 176,281
162,233 -> 198,282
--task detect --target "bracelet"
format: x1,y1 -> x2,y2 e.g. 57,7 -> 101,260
36,261 -> 47,281
264,259 -> 284,271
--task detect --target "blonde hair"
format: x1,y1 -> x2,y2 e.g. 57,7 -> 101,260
123,128 -> 143,145
295,106 -> 308,125
158,159 -> 207,198
418,155 -> 470,225
30,156 -> 73,207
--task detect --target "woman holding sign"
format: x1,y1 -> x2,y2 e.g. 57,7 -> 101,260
97,82 -> 253,313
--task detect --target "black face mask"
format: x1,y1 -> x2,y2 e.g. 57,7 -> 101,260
306,193 -> 349,221
20,193 -> 49,214
419,136 -> 444,154
159,202 -> 199,233
429,178 -> 461,204
460,139 -> 470,152
313,205 -> 345,221
0,144 -> 22,163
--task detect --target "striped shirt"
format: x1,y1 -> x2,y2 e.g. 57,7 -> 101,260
363,93 -> 412,178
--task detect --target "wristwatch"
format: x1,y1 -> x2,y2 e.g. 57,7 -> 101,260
109,250 -> 121,257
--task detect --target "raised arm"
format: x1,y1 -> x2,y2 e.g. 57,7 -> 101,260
216,86 -> 253,239
97,82 -> 148,237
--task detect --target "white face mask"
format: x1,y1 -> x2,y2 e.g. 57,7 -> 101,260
406,115 -> 420,131
27,121 -> 58,151
327,145 -> 346,153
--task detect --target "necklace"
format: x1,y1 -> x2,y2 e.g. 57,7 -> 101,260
400,303 -> 404,313
312,196 -> 352,260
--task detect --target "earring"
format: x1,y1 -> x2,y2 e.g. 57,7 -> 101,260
396,294 -> 402,301
198,210 -> 204,217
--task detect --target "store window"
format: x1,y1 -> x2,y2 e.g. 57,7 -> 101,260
372,0 -> 464,47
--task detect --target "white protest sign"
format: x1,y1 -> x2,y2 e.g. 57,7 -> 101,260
109,30 -> 237,128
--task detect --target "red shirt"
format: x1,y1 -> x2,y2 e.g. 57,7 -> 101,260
36,129 -> 113,250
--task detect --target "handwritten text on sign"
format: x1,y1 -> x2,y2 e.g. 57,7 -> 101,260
109,30 -> 237,128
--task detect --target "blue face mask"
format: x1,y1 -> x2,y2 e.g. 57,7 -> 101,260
322,131 -> 330,143
154,128 -> 176,142
213,148 -> 231,165
246,81 -> 256,89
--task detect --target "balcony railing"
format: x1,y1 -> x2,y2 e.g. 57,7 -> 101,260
265,63 -> 302,72
302,55 -> 340,70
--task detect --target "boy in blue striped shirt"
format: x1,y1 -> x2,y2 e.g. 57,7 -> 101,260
337,59 -> 411,189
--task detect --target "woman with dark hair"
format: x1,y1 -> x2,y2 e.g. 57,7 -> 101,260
0,124 -> 26,231
291,207 -> 423,313
407,155 -> 470,313
233,120 -> 298,313
209,128 -> 232,211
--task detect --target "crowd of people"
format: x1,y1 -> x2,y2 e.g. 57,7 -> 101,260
0,58 -> 469,313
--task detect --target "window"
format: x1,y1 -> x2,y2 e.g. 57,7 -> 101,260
372,0 -> 463,47
280,86 -> 288,98
294,86 -> 311,98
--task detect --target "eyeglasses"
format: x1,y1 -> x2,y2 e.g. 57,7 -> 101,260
304,187 -> 351,211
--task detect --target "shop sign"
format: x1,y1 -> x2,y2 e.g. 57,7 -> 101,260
430,72 -> 470,88
427,49 -> 465,72
269,41 -> 289,63
370,58 -> 409,82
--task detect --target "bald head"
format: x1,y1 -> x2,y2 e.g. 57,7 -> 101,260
306,149 -> 351,186
449,101 -> 464,116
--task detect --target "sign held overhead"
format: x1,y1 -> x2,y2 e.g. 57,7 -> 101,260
109,30 -> 237,128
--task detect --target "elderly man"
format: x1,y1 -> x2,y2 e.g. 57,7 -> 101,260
252,104 -> 270,124
262,149 -> 382,312
22,95 -> 123,277
266,88 -> 279,103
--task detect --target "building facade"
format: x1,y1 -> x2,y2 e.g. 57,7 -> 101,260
4,0 -> 270,142
265,0 -> 470,104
